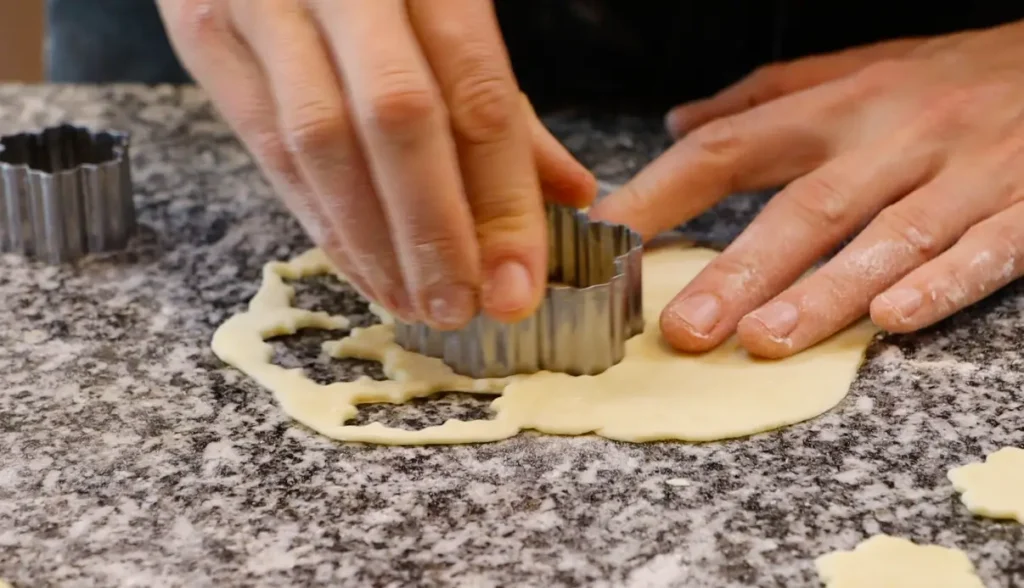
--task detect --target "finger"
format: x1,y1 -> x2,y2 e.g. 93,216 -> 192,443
229,0 -> 414,320
156,0 -> 369,292
659,130 -> 941,353
589,88 -> 838,240
666,37 -> 926,137
737,166 -> 1007,358
311,0 -> 482,329
407,0 -> 546,321
871,204 -> 1024,334
520,94 -> 598,208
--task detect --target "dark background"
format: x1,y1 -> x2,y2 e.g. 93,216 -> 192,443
46,0 -> 1024,113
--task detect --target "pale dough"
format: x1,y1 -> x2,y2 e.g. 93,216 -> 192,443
948,447 -> 1024,523
815,535 -> 984,588
211,245 -> 877,445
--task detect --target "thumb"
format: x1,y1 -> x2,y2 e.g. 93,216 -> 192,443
666,36 -> 927,138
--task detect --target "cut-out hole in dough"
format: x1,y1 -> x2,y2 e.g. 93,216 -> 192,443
290,274 -> 374,326
271,334 -> 383,386
349,392 -> 495,429
211,246 -> 878,445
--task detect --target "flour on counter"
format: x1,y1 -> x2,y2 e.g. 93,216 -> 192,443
948,447 -> 1024,523
210,245 -> 877,445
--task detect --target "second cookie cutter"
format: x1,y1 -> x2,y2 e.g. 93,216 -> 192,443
0,123 -> 136,264
395,204 -> 644,378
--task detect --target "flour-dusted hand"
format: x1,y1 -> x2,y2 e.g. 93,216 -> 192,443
157,0 -> 595,328
591,20 -> 1024,358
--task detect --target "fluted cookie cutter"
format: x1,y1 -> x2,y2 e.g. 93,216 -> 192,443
395,204 -> 644,378
0,123 -> 136,264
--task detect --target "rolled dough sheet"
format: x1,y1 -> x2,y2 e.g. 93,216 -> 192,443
948,447 -> 1024,523
815,535 -> 984,588
211,245 -> 877,445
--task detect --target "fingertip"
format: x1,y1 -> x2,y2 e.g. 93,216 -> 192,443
664,107 -> 689,139
481,257 -> 544,323
419,282 -> 478,331
736,314 -> 796,359
575,168 -> 599,206
585,190 -> 635,230
542,165 -> 598,208
868,294 -> 914,334
665,101 -> 711,139
658,303 -> 721,353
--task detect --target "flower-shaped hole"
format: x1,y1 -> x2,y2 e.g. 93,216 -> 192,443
271,273 -> 496,431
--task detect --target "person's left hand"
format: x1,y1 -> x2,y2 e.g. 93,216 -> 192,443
590,19 -> 1024,358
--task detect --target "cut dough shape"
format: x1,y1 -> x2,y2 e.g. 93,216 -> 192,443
815,535 -> 985,588
211,245 -> 877,445
948,447 -> 1024,523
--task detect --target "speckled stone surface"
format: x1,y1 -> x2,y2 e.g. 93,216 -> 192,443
0,85 -> 1021,588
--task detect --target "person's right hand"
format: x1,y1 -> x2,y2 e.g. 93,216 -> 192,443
157,0 -> 596,328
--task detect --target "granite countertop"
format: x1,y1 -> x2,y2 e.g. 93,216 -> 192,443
0,85 -> 1021,588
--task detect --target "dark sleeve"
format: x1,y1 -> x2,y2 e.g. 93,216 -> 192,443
46,0 -> 191,84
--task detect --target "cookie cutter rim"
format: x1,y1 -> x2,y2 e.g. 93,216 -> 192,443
395,204 -> 644,378
0,123 -> 136,264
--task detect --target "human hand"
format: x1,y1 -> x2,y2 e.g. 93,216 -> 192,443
591,20 -> 1024,358
157,0 -> 596,329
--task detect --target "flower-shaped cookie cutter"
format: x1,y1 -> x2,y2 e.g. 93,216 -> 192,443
0,123 -> 136,264
395,204 -> 644,378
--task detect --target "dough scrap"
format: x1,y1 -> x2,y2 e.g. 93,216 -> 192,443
211,245 -> 877,445
815,535 -> 984,588
948,447 -> 1024,523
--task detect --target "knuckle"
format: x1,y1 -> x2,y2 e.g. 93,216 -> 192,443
850,59 -> 912,95
807,266 -> 861,308
407,231 -> 467,275
911,88 -> 978,136
283,110 -> 348,156
248,130 -> 299,182
171,0 -> 224,44
473,201 -> 539,241
786,172 -> 853,226
364,73 -> 439,136
707,255 -> 766,296
353,252 -> 401,293
689,116 -> 743,159
448,72 -> 517,145
743,63 -> 787,104
936,262 -> 972,305
966,219 -> 1023,262
874,204 -> 941,258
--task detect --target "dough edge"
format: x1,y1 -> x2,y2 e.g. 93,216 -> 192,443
947,447 -> 1024,523
814,535 -> 985,588
210,246 -> 877,446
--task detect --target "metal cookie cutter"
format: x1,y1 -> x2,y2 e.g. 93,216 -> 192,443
395,204 -> 644,378
0,123 -> 136,264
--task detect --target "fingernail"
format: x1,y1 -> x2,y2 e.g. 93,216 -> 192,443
667,293 -> 721,335
878,288 -> 922,321
425,284 -> 476,328
482,260 -> 534,314
748,301 -> 800,340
